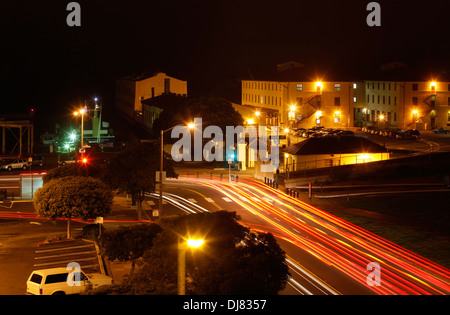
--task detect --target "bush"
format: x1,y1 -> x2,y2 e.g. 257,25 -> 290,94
82,223 -> 104,240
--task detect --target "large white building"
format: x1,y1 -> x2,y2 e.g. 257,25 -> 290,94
354,80 -> 450,129
241,79 -> 356,129
241,77 -> 450,130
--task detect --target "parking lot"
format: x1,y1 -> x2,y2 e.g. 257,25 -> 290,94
34,239 -> 103,275
0,218 -> 105,294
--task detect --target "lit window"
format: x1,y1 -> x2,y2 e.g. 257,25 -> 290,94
353,83 -> 357,89
334,83 -> 341,91
260,96 -> 263,104
334,111 -> 341,123
296,83 -> 303,91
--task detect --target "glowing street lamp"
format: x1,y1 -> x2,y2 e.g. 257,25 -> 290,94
178,237 -> 204,295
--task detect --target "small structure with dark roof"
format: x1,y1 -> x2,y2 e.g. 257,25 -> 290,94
282,136 -> 389,172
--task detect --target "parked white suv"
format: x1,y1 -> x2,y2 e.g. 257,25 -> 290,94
0,158 -> 29,171
26,267 -> 113,295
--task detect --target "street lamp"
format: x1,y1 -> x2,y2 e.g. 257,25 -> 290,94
178,237 -> 204,295
73,107 -> 86,149
159,122 -> 195,217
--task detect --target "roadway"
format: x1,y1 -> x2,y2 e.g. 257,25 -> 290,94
160,175 -> 450,295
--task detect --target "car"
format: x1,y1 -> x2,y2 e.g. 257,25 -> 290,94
0,158 -> 29,171
434,128 -> 449,134
396,130 -> 417,140
363,126 -> 376,134
405,129 -> 420,137
30,156 -> 44,166
336,130 -> 354,136
388,128 -> 404,138
58,155 -> 79,166
26,267 -> 113,295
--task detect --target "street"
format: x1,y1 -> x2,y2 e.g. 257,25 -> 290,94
0,131 -> 449,295
162,175 -> 450,295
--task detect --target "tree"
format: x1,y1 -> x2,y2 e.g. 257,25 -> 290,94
153,95 -> 244,141
43,160 -> 104,183
102,142 -> 177,219
33,176 -> 113,238
99,223 -> 162,272
117,211 -> 290,294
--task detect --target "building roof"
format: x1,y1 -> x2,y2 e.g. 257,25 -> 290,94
283,136 -> 388,156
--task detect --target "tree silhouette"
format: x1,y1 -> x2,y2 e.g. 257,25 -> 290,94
114,211 -> 290,294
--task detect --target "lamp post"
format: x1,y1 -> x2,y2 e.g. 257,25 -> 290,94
159,123 -> 195,217
178,237 -> 204,295
73,107 -> 86,149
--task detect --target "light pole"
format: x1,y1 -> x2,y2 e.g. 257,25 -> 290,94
159,123 -> 195,217
73,107 -> 86,149
178,237 -> 204,295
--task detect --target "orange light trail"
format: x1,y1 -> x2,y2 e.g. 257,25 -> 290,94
172,175 -> 450,295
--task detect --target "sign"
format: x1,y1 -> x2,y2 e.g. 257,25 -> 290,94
95,217 -> 103,224
79,148 -> 86,154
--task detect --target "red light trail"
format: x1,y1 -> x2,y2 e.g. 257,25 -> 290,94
172,175 -> 450,295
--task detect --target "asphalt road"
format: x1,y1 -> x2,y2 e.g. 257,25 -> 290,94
0,219 -> 86,295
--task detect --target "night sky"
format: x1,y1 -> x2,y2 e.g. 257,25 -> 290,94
1,0 -> 449,129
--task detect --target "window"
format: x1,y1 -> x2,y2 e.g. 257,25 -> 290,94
412,83 -> 418,91
377,95 -> 380,104
334,112 -> 341,123
296,83 -> 303,91
334,97 -> 340,106
45,273 -> 69,284
388,96 -> 391,105
334,83 -> 341,91
297,97 -> 303,106
260,96 -> 263,104
372,95 -> 375,103
383,96 -> 385,104
29,274 -> 43,284
412,97 -> 418,105
394,112 -> 397,121
353,97 -> 357,103
353,83 -> 357,89
367,95 -> 370,103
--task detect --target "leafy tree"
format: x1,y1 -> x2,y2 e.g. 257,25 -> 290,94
115,211 -> 289,295
154,95 -> 243,133
99,223 -> 162,272
102,142 -> 177,219
33,176 -> 113,238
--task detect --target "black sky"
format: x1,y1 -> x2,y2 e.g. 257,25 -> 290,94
1,0 -> 449,124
